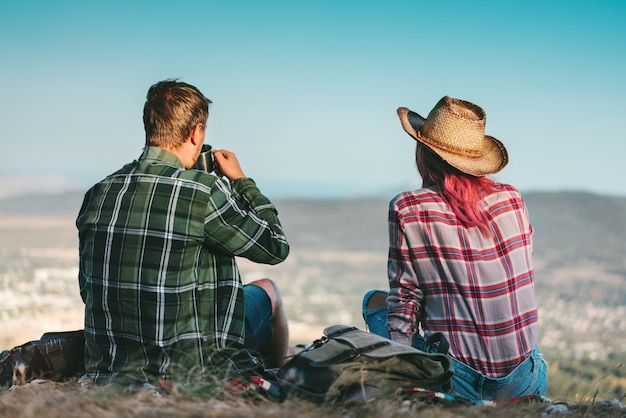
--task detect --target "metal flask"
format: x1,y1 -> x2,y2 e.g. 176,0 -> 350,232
194,144 -> 214,172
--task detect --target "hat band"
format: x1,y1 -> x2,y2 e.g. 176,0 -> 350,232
416,131 -> 482,158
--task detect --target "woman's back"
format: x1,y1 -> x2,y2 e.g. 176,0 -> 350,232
367,96 -> 548,400
387,183 -> 539,377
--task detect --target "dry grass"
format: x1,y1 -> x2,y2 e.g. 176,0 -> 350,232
0,380 -> 524,418
1,380 -> 624,418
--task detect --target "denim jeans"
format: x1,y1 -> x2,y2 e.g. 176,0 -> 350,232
362,290 -> 548,401
243,284 -> 274,352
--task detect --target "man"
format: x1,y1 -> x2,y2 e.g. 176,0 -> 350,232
77,79 -> 291,385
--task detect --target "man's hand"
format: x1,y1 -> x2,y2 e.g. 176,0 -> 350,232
212,149 -> 246,181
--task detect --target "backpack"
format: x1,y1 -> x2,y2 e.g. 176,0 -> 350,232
0,330 -> 85,387
276,325 -> 454,404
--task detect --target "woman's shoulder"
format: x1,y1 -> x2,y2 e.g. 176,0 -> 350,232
484,182 -> 530,211
390,186 -> 444,208
490,182 -> 524,199
392,186 -> 439,199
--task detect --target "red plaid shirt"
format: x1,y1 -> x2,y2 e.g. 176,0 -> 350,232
386,183 -> 539,377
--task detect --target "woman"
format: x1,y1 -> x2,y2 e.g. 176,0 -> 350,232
363,96 -> 547,401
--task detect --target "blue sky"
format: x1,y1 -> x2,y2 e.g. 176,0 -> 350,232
1,1 -> 625,198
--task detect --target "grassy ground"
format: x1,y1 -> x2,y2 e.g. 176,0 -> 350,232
1,379 -> 625,418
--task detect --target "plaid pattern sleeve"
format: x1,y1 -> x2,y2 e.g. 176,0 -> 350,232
76,147 -> 289,384
203,176 -> 289,264
386,184 -> 539,377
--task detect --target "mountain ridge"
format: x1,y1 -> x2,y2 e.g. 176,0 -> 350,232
1,189 -> 625,275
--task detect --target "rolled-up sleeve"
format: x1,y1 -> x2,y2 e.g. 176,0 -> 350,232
386,199 -> 424,343
203,177 -> 289,265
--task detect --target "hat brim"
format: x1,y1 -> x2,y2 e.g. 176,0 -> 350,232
397,107 -> 508,177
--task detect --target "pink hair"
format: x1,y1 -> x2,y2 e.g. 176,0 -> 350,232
416,142 -> 497,236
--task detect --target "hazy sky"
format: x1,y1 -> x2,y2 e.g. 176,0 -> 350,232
2,1 -> 625,198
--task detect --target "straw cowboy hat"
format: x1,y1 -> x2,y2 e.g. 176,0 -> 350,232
397,96 -> 508,176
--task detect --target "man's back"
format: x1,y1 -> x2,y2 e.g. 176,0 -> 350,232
77,146 -> 289,384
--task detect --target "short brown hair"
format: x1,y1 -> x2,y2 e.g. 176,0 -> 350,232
143,79 -> 211,148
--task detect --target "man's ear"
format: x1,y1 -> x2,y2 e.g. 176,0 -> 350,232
189,123 -> 204,146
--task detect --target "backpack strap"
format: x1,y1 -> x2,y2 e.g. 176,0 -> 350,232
325,326 -> 358,338
43,339 -> 68,376
421,332 -> 454,391
423,332 -> 449,355
310,340 -> 391,367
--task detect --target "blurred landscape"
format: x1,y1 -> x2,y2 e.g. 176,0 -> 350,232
1,183 -> 625,402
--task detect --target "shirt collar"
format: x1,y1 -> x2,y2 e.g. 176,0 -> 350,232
139,146 -> 184,168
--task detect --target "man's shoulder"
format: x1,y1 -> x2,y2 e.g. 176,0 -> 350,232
176,169 -> 225,192
98,163 -> 220,186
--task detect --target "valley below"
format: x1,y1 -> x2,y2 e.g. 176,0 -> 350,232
1,191 -> 625,400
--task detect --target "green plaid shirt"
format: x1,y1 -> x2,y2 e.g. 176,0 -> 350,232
76,146 -> 289,384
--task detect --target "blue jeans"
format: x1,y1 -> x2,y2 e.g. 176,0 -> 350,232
362,290 -> 548,401
243,284 -> 273,352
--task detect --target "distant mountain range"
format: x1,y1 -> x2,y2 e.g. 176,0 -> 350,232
1,188 -> 625,275
0,174 -> 85,199
523,191 -> 626,273
1,168 -> 625,280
